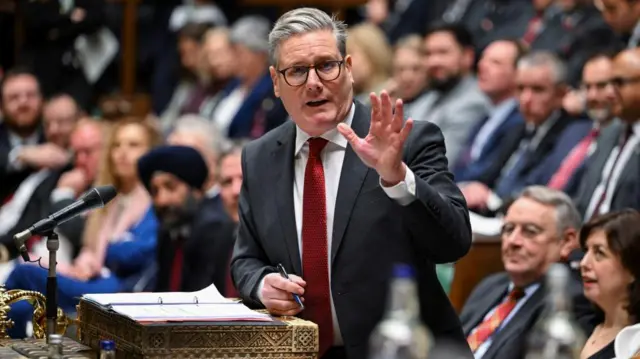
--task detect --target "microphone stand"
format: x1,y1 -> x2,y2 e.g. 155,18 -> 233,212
44,229 -> 59,342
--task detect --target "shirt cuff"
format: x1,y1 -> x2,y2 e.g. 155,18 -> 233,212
51,187 -> 75,203
256,275 -> 267,304
7,146 -> 25,171
380,165 -> 417,206
486,191 -> 504,212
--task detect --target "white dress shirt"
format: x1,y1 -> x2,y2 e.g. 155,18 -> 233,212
584,122 -> 640,220
7,130 -> 40,172
259,102 -> 419,346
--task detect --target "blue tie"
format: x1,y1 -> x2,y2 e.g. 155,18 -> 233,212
494,129 -> 536,198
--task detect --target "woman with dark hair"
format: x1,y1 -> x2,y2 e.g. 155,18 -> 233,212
579,209 -> 640,359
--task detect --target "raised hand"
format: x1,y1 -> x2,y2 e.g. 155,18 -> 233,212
337,90 -> 413,186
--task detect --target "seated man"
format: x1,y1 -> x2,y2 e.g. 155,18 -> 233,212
137,145 -> 236,294
460,185 -> 596,359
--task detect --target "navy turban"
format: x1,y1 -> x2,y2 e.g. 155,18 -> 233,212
138,145 -> 208,191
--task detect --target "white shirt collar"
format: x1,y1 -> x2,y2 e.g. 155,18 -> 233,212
294,103 -> 355,155
8,130 -> 39,148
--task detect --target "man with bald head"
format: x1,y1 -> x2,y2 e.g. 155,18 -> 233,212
575,47 -> 640,219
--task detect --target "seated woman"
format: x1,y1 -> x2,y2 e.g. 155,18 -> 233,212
5,117 -> 162,337
579,209 -> 640,359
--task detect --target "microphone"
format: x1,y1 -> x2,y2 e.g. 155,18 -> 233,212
13,185 -> 118,262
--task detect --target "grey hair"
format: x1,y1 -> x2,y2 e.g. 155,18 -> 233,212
519,185 -> 582,236
171,115 -> 224,157
216,139 -> 249,180
268,7 -> 348,66
517,51 -> 568,85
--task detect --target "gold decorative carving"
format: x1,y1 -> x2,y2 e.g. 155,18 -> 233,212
0,285 -> 72,339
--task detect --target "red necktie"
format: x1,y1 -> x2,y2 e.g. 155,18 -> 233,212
467,288 -> 525,352
302,138 -> 333,356
590,125 -> 634,220
225,254 -> 239,298
169,242 -> 184,291
522,16 -> 542,45
548,128 -> 600,190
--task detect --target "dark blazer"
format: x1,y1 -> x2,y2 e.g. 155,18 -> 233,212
453,104 -> 525,187
231,102 -> 473,359
155,194 -> 237,294
460,270 -> 594,359
0,123 -> 45,204
493,111 -> 584,199
574,121 -> 640,218
0,169 -> 63,259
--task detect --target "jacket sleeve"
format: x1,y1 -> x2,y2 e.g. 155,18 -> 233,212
105,209 -> 158,273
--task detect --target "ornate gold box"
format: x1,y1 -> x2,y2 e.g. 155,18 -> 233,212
76,299 -> 319,358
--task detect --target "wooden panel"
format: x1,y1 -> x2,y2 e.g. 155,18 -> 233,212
449,235 -> 504,313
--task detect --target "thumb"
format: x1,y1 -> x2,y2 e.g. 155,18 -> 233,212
337,123 -> 361,148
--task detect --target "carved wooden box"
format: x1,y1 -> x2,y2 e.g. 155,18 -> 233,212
76,299 -> 318,358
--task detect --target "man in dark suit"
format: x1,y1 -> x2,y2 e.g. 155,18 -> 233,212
461,51 -> 587,213
231,7 -> 472,359
460,186 -> 594,359
138,145 -> 236,294
453,39 -> 526,188
575,47 -> 640,220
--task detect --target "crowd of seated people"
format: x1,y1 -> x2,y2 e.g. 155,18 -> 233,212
1,0 -> 640,356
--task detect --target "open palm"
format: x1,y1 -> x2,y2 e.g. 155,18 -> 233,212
338,91 -> 413,185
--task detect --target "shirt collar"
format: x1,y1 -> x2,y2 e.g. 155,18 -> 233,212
8,130 -> 39,148
489,98 -> 517,117
508,281 -> 540,297
294,102 -> 355,156
206,184 -> 220,198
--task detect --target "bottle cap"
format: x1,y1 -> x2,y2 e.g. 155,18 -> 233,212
100,340 -> 115,351
393,263 -> 415,279
48,334 -> 63,344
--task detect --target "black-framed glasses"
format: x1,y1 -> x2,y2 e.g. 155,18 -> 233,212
277,60 -> 344,87
579,80 -> 612,92
610,76 -> 640,88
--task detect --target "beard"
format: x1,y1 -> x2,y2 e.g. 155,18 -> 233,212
155,192 -> 201,232
428,73 -> 461,92
587,107 -> 611,123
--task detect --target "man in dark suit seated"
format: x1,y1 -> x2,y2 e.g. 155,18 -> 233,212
460,185 -> 595,359
574,47 -> 640,220
460,51 -> 589,214
138,145 -> 236,295
231,7 -> 473,359
453,39 -> 526,188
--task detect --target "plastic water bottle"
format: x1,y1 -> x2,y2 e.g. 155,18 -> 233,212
368,264 -> 432,359
525,263 -> 585,359
47,334 -> 63,359
99,340 -> 116,359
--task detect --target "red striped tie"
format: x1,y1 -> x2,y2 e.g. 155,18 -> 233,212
548,128 -> 599,190
467,288 -> 525,352
302,138 -> 333,357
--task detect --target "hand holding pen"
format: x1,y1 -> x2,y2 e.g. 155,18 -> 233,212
257,264 -> 306,316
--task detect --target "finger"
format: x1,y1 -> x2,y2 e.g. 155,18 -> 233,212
369,92 -> 382,127
266,275 -> 305,295
399,118 -> 414,144
264,286 -> 298,300
337,123 -> 363,150
265,298 -> 303,313
267,303 -> 304,317
380,90 -> 393,128
288,274 -> 307,287
391,99 -> 404,133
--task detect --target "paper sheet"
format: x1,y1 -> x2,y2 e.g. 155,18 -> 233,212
111,303 -> 272,322
469,211 -> 504,238
82,284 -> 232,306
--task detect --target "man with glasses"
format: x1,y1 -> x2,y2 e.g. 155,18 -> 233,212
575,47 -> 640,220
231,7 -> 473,359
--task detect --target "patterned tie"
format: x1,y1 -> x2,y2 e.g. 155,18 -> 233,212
548,128 -> 600,190
467,288 -> 525,352
522,15 -> 543,46
302,137 -> 333,357
589,125 -> 634,220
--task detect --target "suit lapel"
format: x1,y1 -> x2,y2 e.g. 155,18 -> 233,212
465,282 -> 510,335
331,104 -> 371,263
271,122 -> 302,274
611,140 -> 640,202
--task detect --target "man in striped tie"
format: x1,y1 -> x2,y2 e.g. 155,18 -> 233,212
459,186 -> 594,359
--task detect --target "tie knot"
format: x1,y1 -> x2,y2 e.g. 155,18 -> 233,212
308,137 -> 328,158
509,288 -> 525,300
590,128 -> 600,138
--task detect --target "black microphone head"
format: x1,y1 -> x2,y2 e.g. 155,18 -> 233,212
80,185 -> 117,207
96,185 -> 118,205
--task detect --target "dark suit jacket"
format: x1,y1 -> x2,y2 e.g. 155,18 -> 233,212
494,111 -> 585,199
460,270 -> 595,359
575,121 -> 640,218
156,194 -> 237,294
231,102 -> 473,359
453,105 -> 525,187
49,183 -> 92,259
0,169 -> 64,259
0,123 -> 45,204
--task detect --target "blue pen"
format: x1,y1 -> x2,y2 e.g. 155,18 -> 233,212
277,263 -> 305,310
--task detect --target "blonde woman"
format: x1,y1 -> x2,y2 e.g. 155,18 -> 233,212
5,117 -> 162,337
347,23 -> 393,105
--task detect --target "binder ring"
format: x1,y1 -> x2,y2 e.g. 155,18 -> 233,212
193,296 -> 199,305
157,297 -> 163,304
